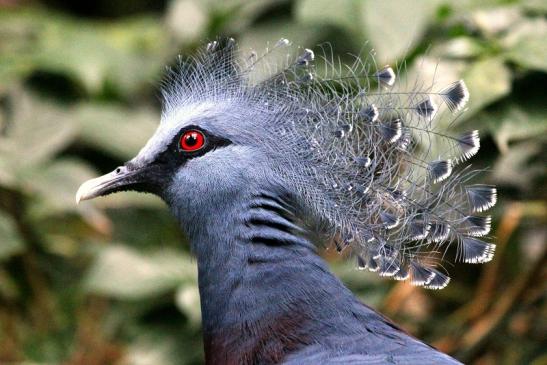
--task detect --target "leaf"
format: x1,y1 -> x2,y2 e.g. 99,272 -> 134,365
462,57 -> 511,119
295,0 -> 360,34
503,18 -> 547,72
175,285 -> 201,326
74,103 -> 158,160
522,0 -> 547,14
85,245 -> 196,300
38,16 -> 167,96
0,158 -> 17,189
0,56 -> 34,92
491,142 -> 543,189
96,17 -> 170,96
477,102 -> 547,153
441,0 -> 521,16
165,0 -> 207,44
122,326 -> 201,365
0,10 -> 168,96
0,210 -> 25,260
359,0 -> 440,62
469,6 -> 523,36
21,158 -> 98,217
0,88 -> 77,174
432,37 -> 485,59
107,208 -> 182,250
204,0 -> 282,34
0,10 -> 43,87
123,334 -> 181,365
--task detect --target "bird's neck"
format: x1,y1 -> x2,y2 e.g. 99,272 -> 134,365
179,191 -> 364,365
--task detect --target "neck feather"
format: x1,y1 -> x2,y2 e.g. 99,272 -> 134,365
178,190 -> 368,364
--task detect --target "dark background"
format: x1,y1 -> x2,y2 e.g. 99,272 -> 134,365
0,0 -> 545,364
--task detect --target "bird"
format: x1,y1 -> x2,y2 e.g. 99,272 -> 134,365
76,38 -> 497,364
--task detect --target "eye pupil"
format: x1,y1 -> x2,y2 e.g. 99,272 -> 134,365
185,134 -> 197,146
180,130 -> 205,151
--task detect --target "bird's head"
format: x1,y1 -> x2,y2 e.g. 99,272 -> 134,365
75,98 -> 295,222
77,40 -> 293,211
76,39 -> 497,288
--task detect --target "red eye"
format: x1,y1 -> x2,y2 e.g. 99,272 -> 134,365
180,130 -> 205,152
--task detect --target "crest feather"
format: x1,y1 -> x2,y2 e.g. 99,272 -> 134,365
161,38 -> 497,289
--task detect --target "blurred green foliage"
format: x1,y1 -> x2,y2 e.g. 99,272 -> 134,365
0,1 -> 545,364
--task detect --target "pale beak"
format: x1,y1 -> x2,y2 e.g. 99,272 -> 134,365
76,165 -> 142,204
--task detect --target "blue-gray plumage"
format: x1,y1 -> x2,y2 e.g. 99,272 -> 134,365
76,38 -> 497,364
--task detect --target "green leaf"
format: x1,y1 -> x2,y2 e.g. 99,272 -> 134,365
503,18 -> 547,72
21,158 -> 98,217
204,0 -> 282,34
107,208 -> 182,250
432,36 -> 485,59
0,88 -> 77,174
74,103 -> 158,160
0,210 -> 25,260
96,17 -> 170,96
295,0 -> 360,34
469,6 -> 523,37
477,102 -> 547,153
0,10 -> 44,87
441,0 -> 520,16
359,0 -> 440,61
522,0 -> 547,13
175,285 -> 201,326
0,158 -> 17,189
462,57 -> 511,119
165,0 -> 207,44
85,245 -> 196,300
491,141 -> 543,189
39,16 -> 167,96
0,10 -> 168,96
122,326 -> 200,365
0,56 -> 35,92
123,334 -> 181,365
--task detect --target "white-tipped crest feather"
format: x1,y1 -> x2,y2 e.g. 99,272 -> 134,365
159,38 -> 497,289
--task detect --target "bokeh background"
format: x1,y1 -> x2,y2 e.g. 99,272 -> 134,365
0,0 -> 546,364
